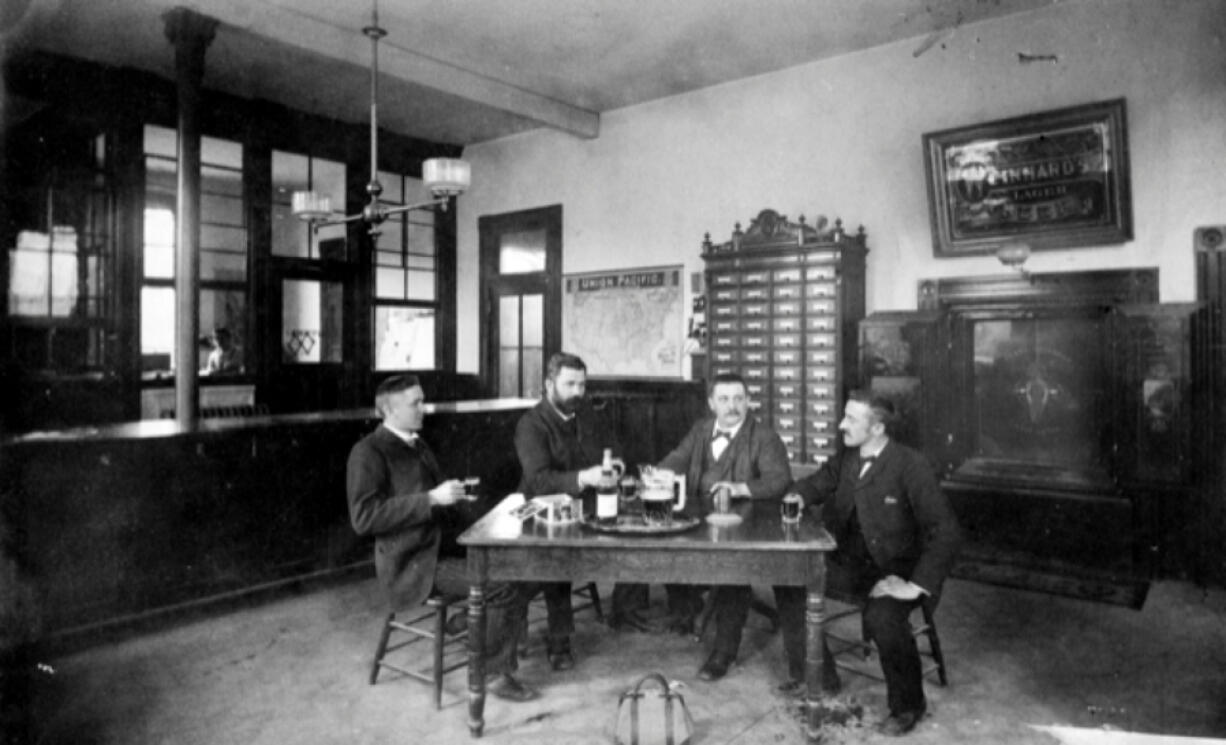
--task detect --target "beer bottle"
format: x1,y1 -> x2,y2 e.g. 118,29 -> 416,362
596,448 -> 619,523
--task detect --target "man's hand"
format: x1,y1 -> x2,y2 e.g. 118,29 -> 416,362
428,479 -> 465,507
869,574 -> 927,601
709,481 -> 751,498
577,465 -> 604,489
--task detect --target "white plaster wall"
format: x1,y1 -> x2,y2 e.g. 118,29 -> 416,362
455,0 -> 1226,373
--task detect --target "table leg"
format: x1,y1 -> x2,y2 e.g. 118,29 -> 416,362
804,557 -> 828,741
467,581 -> 487,737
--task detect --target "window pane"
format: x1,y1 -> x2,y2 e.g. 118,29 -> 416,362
522,294 -> 543,347
374,306 -> 434,370
143,208 -> 175,278
202,250 -> 247,282
314,158 -> 346,210
499,228 -> 546,273
499,349 -> 521,398
375,267 -> 405,299
408,269 -> 436,302
408,223 -> 435,257
523,348 -> 543,399
202,135 -> 242,169
201,288 -> 246,375
141,286 -> 175,371
282,279 -> 343,364
143,125 -> 176,158
499,295 -> 520,346
271,203 -> 309,258
377,170 -> 403,203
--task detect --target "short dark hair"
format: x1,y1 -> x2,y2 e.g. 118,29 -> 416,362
708,372 -> 748,397
375,374 -> 421,414
847,388 -> 898,434
546,352 -> 586,381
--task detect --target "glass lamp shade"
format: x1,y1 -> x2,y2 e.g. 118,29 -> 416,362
291,191 -> 332,221
996,241 -> 1032,269
423,158 -> 471,197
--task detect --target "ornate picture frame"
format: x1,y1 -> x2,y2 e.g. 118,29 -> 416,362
923,98 -> 1132,257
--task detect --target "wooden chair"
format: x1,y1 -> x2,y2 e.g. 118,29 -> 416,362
369,594 -> 468,709
823,599 -> 947,686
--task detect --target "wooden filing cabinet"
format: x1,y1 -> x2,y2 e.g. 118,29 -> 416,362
702,208 -> 867,466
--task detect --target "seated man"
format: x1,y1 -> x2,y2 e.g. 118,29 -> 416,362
648,372 -> 792,672
777,390 -> 961,736
514,352 -> 625,666
347,374 -> 537,702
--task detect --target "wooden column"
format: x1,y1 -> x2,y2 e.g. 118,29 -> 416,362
163,8 -> 218,426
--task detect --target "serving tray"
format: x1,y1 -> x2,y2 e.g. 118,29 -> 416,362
580,514 -> 702,535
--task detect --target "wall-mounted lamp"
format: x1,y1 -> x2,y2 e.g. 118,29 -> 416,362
995,241 -> 1032,277
290,1 -> 470,236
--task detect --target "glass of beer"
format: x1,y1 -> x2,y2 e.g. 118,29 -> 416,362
781,493 -> 804,524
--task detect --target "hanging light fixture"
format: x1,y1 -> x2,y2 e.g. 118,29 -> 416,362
291,0 -> 470,235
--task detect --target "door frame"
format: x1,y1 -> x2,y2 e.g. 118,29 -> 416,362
478,204 -> 562,397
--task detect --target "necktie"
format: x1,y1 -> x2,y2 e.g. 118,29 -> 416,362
712,430 -> 732,460
411,436 -> 443,486
858,455 -> 876,479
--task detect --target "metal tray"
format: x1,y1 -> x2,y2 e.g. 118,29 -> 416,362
580,514 -> 702,535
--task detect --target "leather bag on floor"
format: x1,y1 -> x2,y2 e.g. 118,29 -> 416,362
614,673 -> 695,745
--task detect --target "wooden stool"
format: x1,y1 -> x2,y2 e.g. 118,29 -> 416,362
369,594 -> 468,709
824,600 -> 947,686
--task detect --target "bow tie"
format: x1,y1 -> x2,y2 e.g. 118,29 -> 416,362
713,430 -> 733,442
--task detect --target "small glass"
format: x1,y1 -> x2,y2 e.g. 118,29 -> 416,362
462,477 -> 481,500
713,485 -> 732,515
781,493 -> 804,524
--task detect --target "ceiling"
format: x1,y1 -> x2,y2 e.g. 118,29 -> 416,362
2,0 -> 1056,146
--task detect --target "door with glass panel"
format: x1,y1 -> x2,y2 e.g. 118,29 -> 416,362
479,206 -> 561,399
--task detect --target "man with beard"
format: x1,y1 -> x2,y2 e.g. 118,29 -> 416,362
513,352 -> 626,669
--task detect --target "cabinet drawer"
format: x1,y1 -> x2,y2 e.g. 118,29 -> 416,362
809,400 -> 834,417
773,268 -> 803,283
807,349 -> 836,365
774,416 -> 800,434
774,382 -> 801,398
774,333 -> 801,348
742,335 -> 768,347
775,398 -> 801,415
774,300 -> 802,316
712,335 -> 737,348
741,318 -> 770,333
745,382 -> 766,398
772,316 -> 801,333
805,281 -> 837,298
710,349 -> 738,364
778,432 -> 798,448
808,418 -> 833,433
806,266 -> 837,281
710,272 -> 738,286
743,366 -> 769,380
712,366 -> 736,376
712,319 -> 738,334
711,287 -> 740,303
806,299 -> 836,314
810,452 -> 831,467
773,365 -> 801,381
807,332 -> 837,348
772,284 -> 802,300
711,303 -> 738,317
805,316 -> 835,332
807,365 -> 835,382
809,435 -> 835,452
741,302 -> 770,316
741,270 -> 771,285
773,349 -> 801,365
808,384 -> 835,400
741,349 -> 769,365
740,286 -> 771,301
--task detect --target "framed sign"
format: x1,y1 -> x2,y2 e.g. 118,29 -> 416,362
923,98 -> 1132,257
562,266 -> 684,378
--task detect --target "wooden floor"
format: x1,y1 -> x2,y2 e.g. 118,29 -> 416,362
12,576 -> 1226,744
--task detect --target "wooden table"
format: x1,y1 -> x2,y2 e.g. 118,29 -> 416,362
459,494 -> 838,740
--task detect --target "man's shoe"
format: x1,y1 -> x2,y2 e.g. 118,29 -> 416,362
776,679 -> 805,698
696,653 -> 734,681
443,611 -> 468,636
487,673 -> 538,703
877,706 -> 925,736
609,610 -> 654,633
546,642 -> 575,671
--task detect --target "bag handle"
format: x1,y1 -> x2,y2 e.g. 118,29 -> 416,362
619,674 -> 681,745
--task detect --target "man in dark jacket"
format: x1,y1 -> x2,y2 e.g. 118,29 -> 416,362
652,372 -> 793,676
780,389 -> 961,736
514,352 -> 624,668
347,375 -> 537,702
